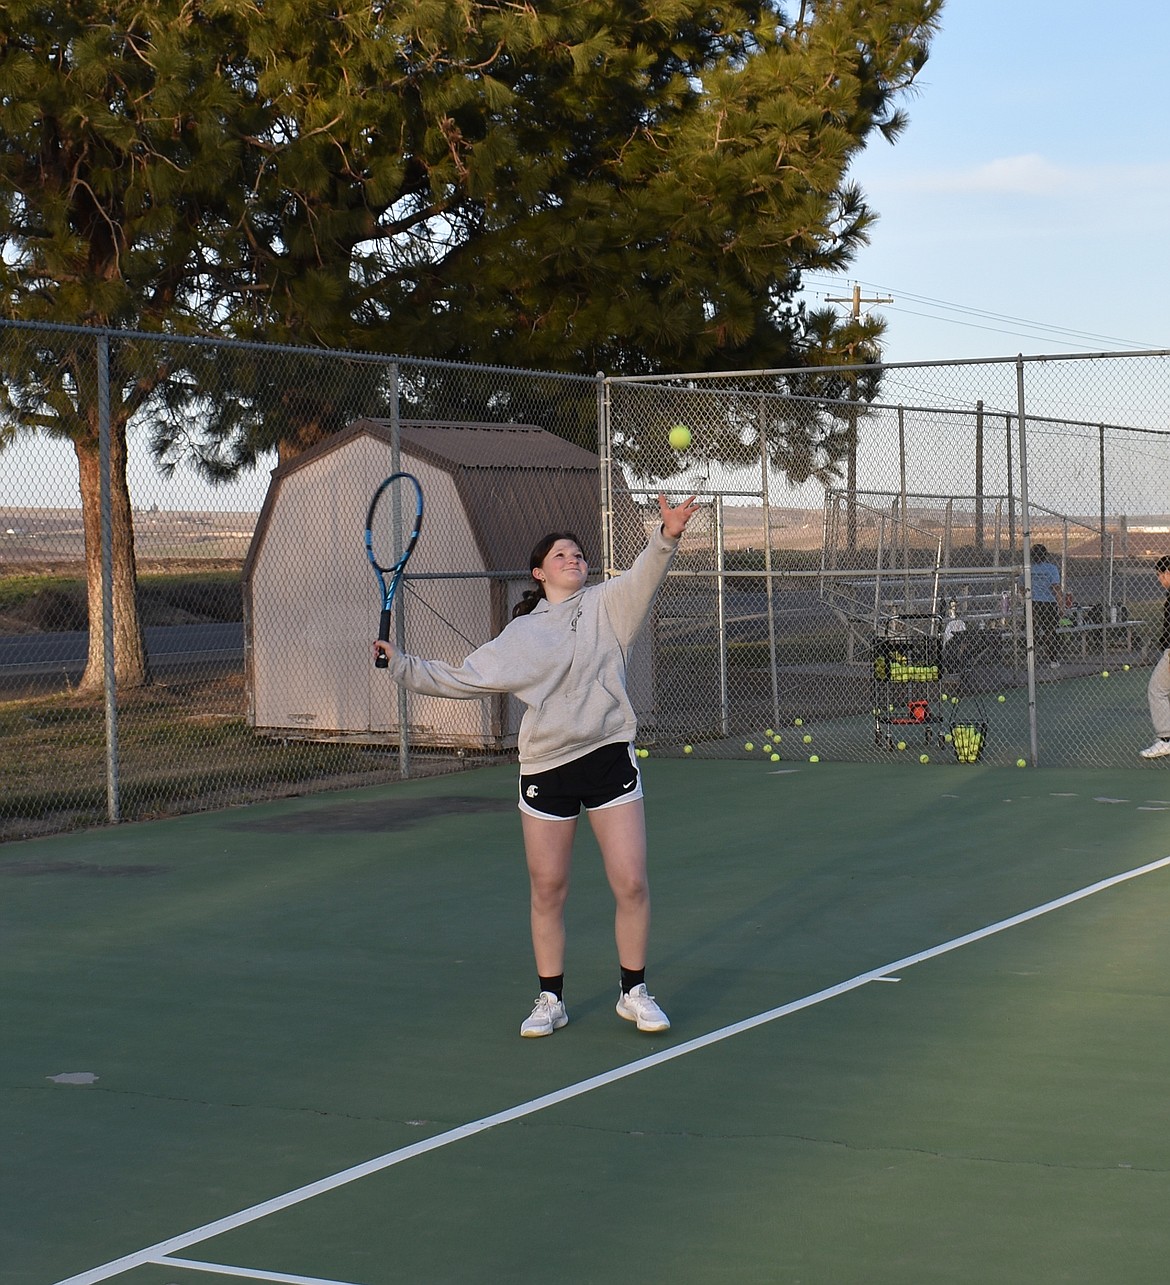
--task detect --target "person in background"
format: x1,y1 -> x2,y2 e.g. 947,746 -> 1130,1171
1140,555 -> 1170,759
1025,544 -> 1062,667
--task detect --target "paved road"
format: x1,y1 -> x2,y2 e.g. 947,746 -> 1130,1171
0,621 -> 244,678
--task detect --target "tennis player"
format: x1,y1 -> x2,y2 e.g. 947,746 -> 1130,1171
1140,555 -> 1170,759
374,493 -> 699,1037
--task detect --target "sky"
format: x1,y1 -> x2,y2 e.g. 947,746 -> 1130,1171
798,0 -> 1170,363
7,0 -> 1170,512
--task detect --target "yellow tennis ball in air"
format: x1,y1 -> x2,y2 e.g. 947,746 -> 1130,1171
802,734 -> 812,744
668,423 -> 692,450
770,753 -> 780,762
744,741 -> 754,751
919,754 -> 929,763
896,741 -> 907,751
1123,664 -> 1131,671
997,694 -> 1006,703
1101,670 -> 1110,678
794,717 -> 803,726
683,744 -> 693,754
1016,758 -> 1027,768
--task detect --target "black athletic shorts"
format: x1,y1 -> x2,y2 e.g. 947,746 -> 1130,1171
518,742 -> 643,820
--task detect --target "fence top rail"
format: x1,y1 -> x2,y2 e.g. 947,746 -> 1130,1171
0,317 -> 598,386
4,317 -> 1167,435
606,347 -> 1170,383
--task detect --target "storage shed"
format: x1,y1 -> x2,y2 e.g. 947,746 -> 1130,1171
242,419 -> 647,750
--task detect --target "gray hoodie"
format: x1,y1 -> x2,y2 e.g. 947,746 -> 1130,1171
386,525 -> 680,772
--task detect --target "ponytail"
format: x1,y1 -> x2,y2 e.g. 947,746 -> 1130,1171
512,587 -> 544,618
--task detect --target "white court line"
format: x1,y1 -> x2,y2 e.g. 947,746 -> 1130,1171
53,851 -> 1170,1285
158,1257 -> 361,1285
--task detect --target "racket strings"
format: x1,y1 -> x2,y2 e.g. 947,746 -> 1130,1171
368,478 -> 420,571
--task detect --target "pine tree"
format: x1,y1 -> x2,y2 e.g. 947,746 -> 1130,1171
0,0 -> 248,687
1,0 -> 943,689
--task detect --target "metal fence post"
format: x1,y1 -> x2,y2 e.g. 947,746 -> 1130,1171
597,373 -> 614,577
714,494 -> 730,736
388,361 -> 410,780
759,396 -> 781,730
97,329 -> 121,822
1015,357 -> 1039,767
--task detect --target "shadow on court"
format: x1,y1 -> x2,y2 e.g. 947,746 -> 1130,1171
5,758 -> 1170,1283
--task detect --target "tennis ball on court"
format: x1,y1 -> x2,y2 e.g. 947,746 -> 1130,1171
1101,670 -> 1110,678
744,741 -> 754,751
668,423 -> 692,450
808,754 -> 820,763
919,754 -> 930,764
997,694 -> 1006,702
683,744 -> 693,754
896,740 -> 907,751
770,753 -> 780,762
802,734 -> 812,744
1016,758 -> 1027,768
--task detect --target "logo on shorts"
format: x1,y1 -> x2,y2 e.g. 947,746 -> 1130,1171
525,784 -> 540,799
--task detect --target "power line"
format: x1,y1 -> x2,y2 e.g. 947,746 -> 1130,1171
801,275 -> 1160,351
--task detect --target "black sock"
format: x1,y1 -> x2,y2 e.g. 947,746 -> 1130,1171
620,966 -> 645,994
539,974 -> 564,1001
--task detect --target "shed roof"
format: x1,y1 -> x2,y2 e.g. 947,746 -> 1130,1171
245,419 -> 614,584
355,418 -> 601,473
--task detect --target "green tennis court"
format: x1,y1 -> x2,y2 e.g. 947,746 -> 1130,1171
6,758 -> 1170,1284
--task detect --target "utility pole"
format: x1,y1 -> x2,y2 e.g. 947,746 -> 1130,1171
823,284 -> 893,552
825,282 -> 893,318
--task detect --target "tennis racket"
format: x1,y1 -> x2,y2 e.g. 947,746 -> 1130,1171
365,472 -> 424,667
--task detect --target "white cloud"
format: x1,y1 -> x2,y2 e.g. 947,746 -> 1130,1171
880,154 -> 1170,199
908,154 -> 1074,195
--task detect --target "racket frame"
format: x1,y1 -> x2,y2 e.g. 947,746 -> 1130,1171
364,471 -> 424,667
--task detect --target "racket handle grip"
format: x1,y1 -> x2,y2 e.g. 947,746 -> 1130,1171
375,608 -> 391,667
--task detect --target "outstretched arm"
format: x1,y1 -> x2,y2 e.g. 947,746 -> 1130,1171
598,495 -> 701,647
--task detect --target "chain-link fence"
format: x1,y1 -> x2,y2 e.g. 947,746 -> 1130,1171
605,354 -> 1170,772
3,320 -> 1170,840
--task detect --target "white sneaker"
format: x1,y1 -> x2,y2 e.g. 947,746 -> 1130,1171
520,991 -> 568,1038
1140,739 -> 1170,759
616,983 -> 671,1032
